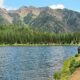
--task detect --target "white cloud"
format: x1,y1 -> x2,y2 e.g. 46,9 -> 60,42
6,7 -> 17,10
49,4 -> 64,9
0,0 -> 17,10
0,0 -> 4,7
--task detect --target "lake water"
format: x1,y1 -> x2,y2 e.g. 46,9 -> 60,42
0,46 -> 78,80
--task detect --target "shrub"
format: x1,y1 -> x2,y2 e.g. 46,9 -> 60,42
75,54 -> 79,57
54,72 -> 61,80
69,59 -> 80,74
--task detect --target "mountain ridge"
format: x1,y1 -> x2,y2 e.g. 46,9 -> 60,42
0,6 -> 80,33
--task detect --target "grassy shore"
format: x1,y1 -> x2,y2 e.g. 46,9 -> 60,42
54,54 -> 80,80
0,43 -> 80,47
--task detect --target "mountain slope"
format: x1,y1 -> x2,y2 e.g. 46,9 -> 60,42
0,8 -> 13,24
22,7 -> 80,33
0,7 -> 80,33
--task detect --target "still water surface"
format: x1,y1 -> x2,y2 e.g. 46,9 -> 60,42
0,46 -> 78,80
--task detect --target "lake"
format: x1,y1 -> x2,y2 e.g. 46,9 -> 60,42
0,46 -> 78,80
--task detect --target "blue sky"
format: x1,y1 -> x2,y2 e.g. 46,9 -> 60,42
0,0 -> 80,12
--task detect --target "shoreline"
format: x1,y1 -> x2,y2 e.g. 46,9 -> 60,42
0,43 -> 80,47
54,54 -> 80,80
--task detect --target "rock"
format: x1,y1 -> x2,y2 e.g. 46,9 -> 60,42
78,46 -> 80,54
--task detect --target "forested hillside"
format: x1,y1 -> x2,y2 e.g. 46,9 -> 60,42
0,25 -> 80,44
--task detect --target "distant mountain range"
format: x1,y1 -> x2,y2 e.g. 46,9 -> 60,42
0,6 -> 80,33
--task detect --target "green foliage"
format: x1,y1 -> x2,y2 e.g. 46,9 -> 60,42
75,54 -> 79,57
0,24 -> 80,45
53,57 -> 76,80
54,56 -> 80,80
54,72 -> 61,80
61,58 -> 73,73
69,59 -> 80,74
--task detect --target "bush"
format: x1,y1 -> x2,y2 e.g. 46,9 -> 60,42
69,59 -> 80,74
54,72 -> 61,80
75,54 -> 79,57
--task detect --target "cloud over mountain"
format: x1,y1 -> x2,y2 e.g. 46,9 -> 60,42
0,0 -> 4,7
49,4 -> 64,9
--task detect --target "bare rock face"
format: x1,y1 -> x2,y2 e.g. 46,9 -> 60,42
9,6 -> 41,17
0,8 -> 13,23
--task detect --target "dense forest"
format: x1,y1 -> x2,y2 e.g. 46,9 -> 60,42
0,24 -> 80,45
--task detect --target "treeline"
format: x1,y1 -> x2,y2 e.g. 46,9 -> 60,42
0,24 -> 80,44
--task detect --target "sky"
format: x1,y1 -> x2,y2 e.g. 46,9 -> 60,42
0,0 -> 80,12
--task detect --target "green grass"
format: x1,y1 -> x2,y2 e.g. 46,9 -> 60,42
54,54 -> 80,80
0,43 -> 79,47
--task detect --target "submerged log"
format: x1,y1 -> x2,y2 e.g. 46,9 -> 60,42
78,46 -> 80,54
